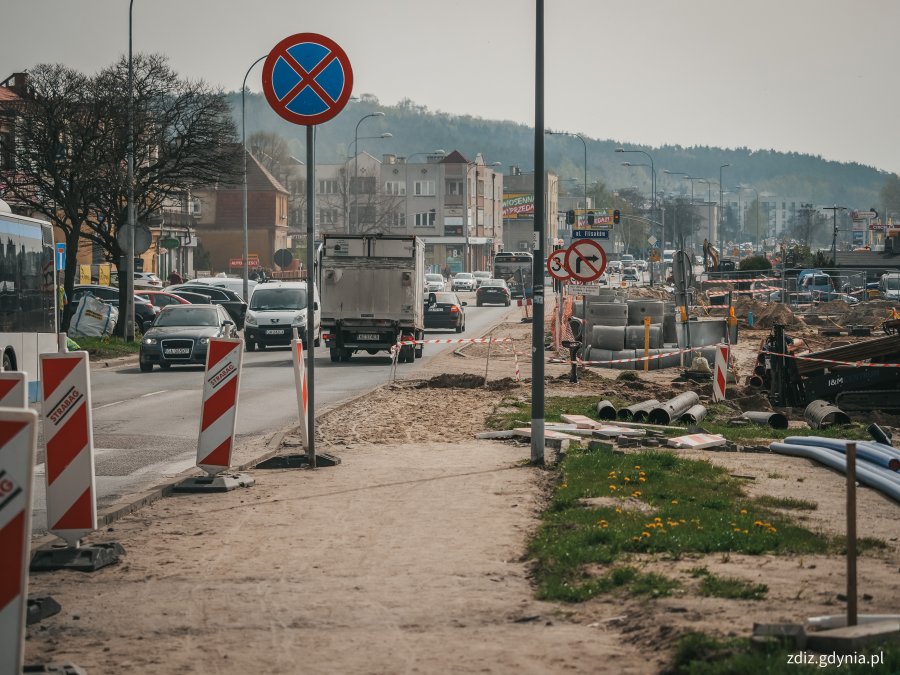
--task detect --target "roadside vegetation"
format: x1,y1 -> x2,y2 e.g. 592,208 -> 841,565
72,336 -> 141,360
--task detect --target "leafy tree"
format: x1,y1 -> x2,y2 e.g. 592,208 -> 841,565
0,63 -> 108,329
738,255 -> 772,271
879,173 -> 900,219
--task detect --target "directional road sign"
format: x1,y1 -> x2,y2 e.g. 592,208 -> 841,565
564,239 -> 607,283
572,229 -> 610,240
262,33 -> 354,126
55,243 -> 66,271
546,249 -> 570,281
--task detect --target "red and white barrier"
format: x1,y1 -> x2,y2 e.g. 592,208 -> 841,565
40,351 -> 96,546
0,408 -> 38,675
292,338 -> 309,449
197,338 -> 243,475
0,372 -> 26,408
712,344 -> 730,402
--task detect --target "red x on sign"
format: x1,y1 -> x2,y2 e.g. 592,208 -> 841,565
262,33 -> 354,126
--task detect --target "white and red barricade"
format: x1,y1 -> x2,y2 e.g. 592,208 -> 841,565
0,408 -> 39,674
40,351 -> 97,546
197,338 -> 243,475
292,337 -> 309,449
0,371 -> 27,408
712,344 -> 730,402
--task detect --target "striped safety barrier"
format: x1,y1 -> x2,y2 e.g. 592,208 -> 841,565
0,372 -> 26,408
292,338 -> 309,449
712,344 -> 730,402
40,351 -> 96,547
0,408 -> 39,675
197,338 -> 243,475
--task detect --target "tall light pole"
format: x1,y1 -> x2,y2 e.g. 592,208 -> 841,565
698,179 -> 719,247
825,205 -> 847,265
616,147 -> 655,245
241,54 -> 267,302
344,132 -> 391,230
736,185 -> 759,252
546,130 -> 587,211
719,164 -> 729,251
126,0 -> 136,342
353,111 -> 385,233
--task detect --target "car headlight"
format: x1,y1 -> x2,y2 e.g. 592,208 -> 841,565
245,314 -> 257,326
199,337 -> 209,345
143,338 -> 157,345
293,312 -> 307,325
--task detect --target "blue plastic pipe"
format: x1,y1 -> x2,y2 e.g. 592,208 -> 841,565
784,436 -> 900,471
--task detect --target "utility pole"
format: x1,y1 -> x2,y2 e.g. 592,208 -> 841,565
824,205 -> 847,265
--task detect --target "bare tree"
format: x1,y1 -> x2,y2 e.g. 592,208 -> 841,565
83,54 -> 242,334
0,64 -> 108,329
249,131 -> 291,173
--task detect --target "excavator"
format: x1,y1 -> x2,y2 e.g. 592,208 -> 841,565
702,239 -> 720,272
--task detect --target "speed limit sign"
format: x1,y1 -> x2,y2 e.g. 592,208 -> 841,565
547,249 -> 570,281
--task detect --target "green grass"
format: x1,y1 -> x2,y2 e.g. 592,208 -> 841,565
754,495 -> 818,511
527,448 -> 831,603
690,568 -> 769,600
71,336 -> 141,360
671,632 -> 900,674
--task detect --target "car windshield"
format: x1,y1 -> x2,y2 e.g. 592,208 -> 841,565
430,292 -> 457,304
426,274 -> 443,282
885,277 -> 900,290
481,280 -> 505,287
455,273 -> 473,279
250,288 -> 307,311
155,307 -> 219,327
473,271 -> 490,278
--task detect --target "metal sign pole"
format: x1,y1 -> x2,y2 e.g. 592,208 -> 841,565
306,125 -> 316,469
531,0 -> 545,465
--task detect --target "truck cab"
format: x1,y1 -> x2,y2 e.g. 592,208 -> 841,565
244,281 -> 320,351
880,272 -> 900,300
798,270 -> 834,294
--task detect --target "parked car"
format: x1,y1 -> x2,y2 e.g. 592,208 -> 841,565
188,275 -> 257,300
424,292 -> 466,332
244,281 -> 320,351
424,273 -> 445,293
451,272 -> 477,292
475,279 -> 511,306
622,267 -> 640,282
634,259 -> 648,271
133,272 -> 164,289
71,284 -> 159,332
136,290 -> 191,310
472,271 -> 492,288
165,284 -> 248,328
607,260 -> 622,273
139,304 -> 239,372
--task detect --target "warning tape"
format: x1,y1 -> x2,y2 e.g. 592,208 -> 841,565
767,351 -> 900,369
549,346 -> 703,366
706,285 -> 781,297
395,337 -> 513,346
701,276 -> 781,285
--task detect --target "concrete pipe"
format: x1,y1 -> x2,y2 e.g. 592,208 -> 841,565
591,325 -> 626,351
753,364 -> 766,377
587,348 -> 614,366
596,399 -> 617,420
804,400 -> 852,429
649,391 -> 701,425
741,411 -> 788,429
625,325 -> 662,350
587,303 -> 629,327
680,404 -> 707,424
747,375 -> 765,388
627,300 -> 665,326
617,398 -> 660,422
609,349 -> 638,370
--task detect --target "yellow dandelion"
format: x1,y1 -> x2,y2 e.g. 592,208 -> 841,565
654,517 -> 662,522
739,509 -> 748,515
609,485 -> 618,491
641,531 -> 651,538
639,471 -> 646,477
767,526 -> 777,533
671,500 -> 678,505
631,536 -> 640,542
638,477 -> 646,483
634,465 -> 641,470
624,476 -> 631,483
632,491 -> 642,498
615,507 -> 622,513
733,527 -> 742,532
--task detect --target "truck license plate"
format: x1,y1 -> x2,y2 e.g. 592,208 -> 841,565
357,333 -> 379,341
265,329 -> 285,335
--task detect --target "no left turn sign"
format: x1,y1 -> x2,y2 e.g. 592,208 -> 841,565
564,239 -> 607,283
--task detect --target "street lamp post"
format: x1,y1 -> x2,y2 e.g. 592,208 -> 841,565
345,132 -> 391,230
719,164 -> 729,252
126,0 -> 136,342
353,112 -> 385,233
546,131 -> 587,211
616,147 -> 655,249
241,54 -> 267,302
825,205 -> 847,265
736,185 -> 759,252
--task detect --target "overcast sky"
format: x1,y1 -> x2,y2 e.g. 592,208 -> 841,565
4,0 -> 898,173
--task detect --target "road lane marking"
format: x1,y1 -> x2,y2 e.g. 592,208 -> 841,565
95,400 -> 125,410
141,390 -> 168,398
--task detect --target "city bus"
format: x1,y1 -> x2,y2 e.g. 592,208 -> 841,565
0,205 -> 58,401
493,251 -> 533,298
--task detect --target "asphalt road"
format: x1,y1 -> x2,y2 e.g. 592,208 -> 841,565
30,292 -> 518,534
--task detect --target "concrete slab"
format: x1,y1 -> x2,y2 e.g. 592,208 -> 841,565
806,619 -> 900,653
560,414 -> 599,429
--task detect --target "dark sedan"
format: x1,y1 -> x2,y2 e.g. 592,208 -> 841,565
475,279 -> 511,306
165,284 -> 247,328
424,292 -> 466,332
139,304 -> 238,372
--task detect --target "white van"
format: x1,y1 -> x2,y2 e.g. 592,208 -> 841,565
244,281 -> 320,351
879,272 -> 900,300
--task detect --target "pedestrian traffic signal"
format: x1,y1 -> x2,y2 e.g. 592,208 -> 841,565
613,209 -> 621,224
587,211 -> 595,225
566,209 -> 575,225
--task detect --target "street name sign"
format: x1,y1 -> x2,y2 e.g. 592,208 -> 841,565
572,229 -> 610,240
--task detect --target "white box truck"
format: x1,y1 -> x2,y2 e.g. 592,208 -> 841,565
321,234 -> 425,363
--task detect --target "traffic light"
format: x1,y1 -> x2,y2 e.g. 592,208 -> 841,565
613,209 -> 621,224
566,209 -> 575,225
587,211 -> 595,225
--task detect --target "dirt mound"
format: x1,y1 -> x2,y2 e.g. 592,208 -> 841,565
424,373 -> 485,388
486,377 -> 520,391
627,286 -> 672,300
753,302 -> 807,329
840,300 -> 899,327
731,296 -> 768,319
